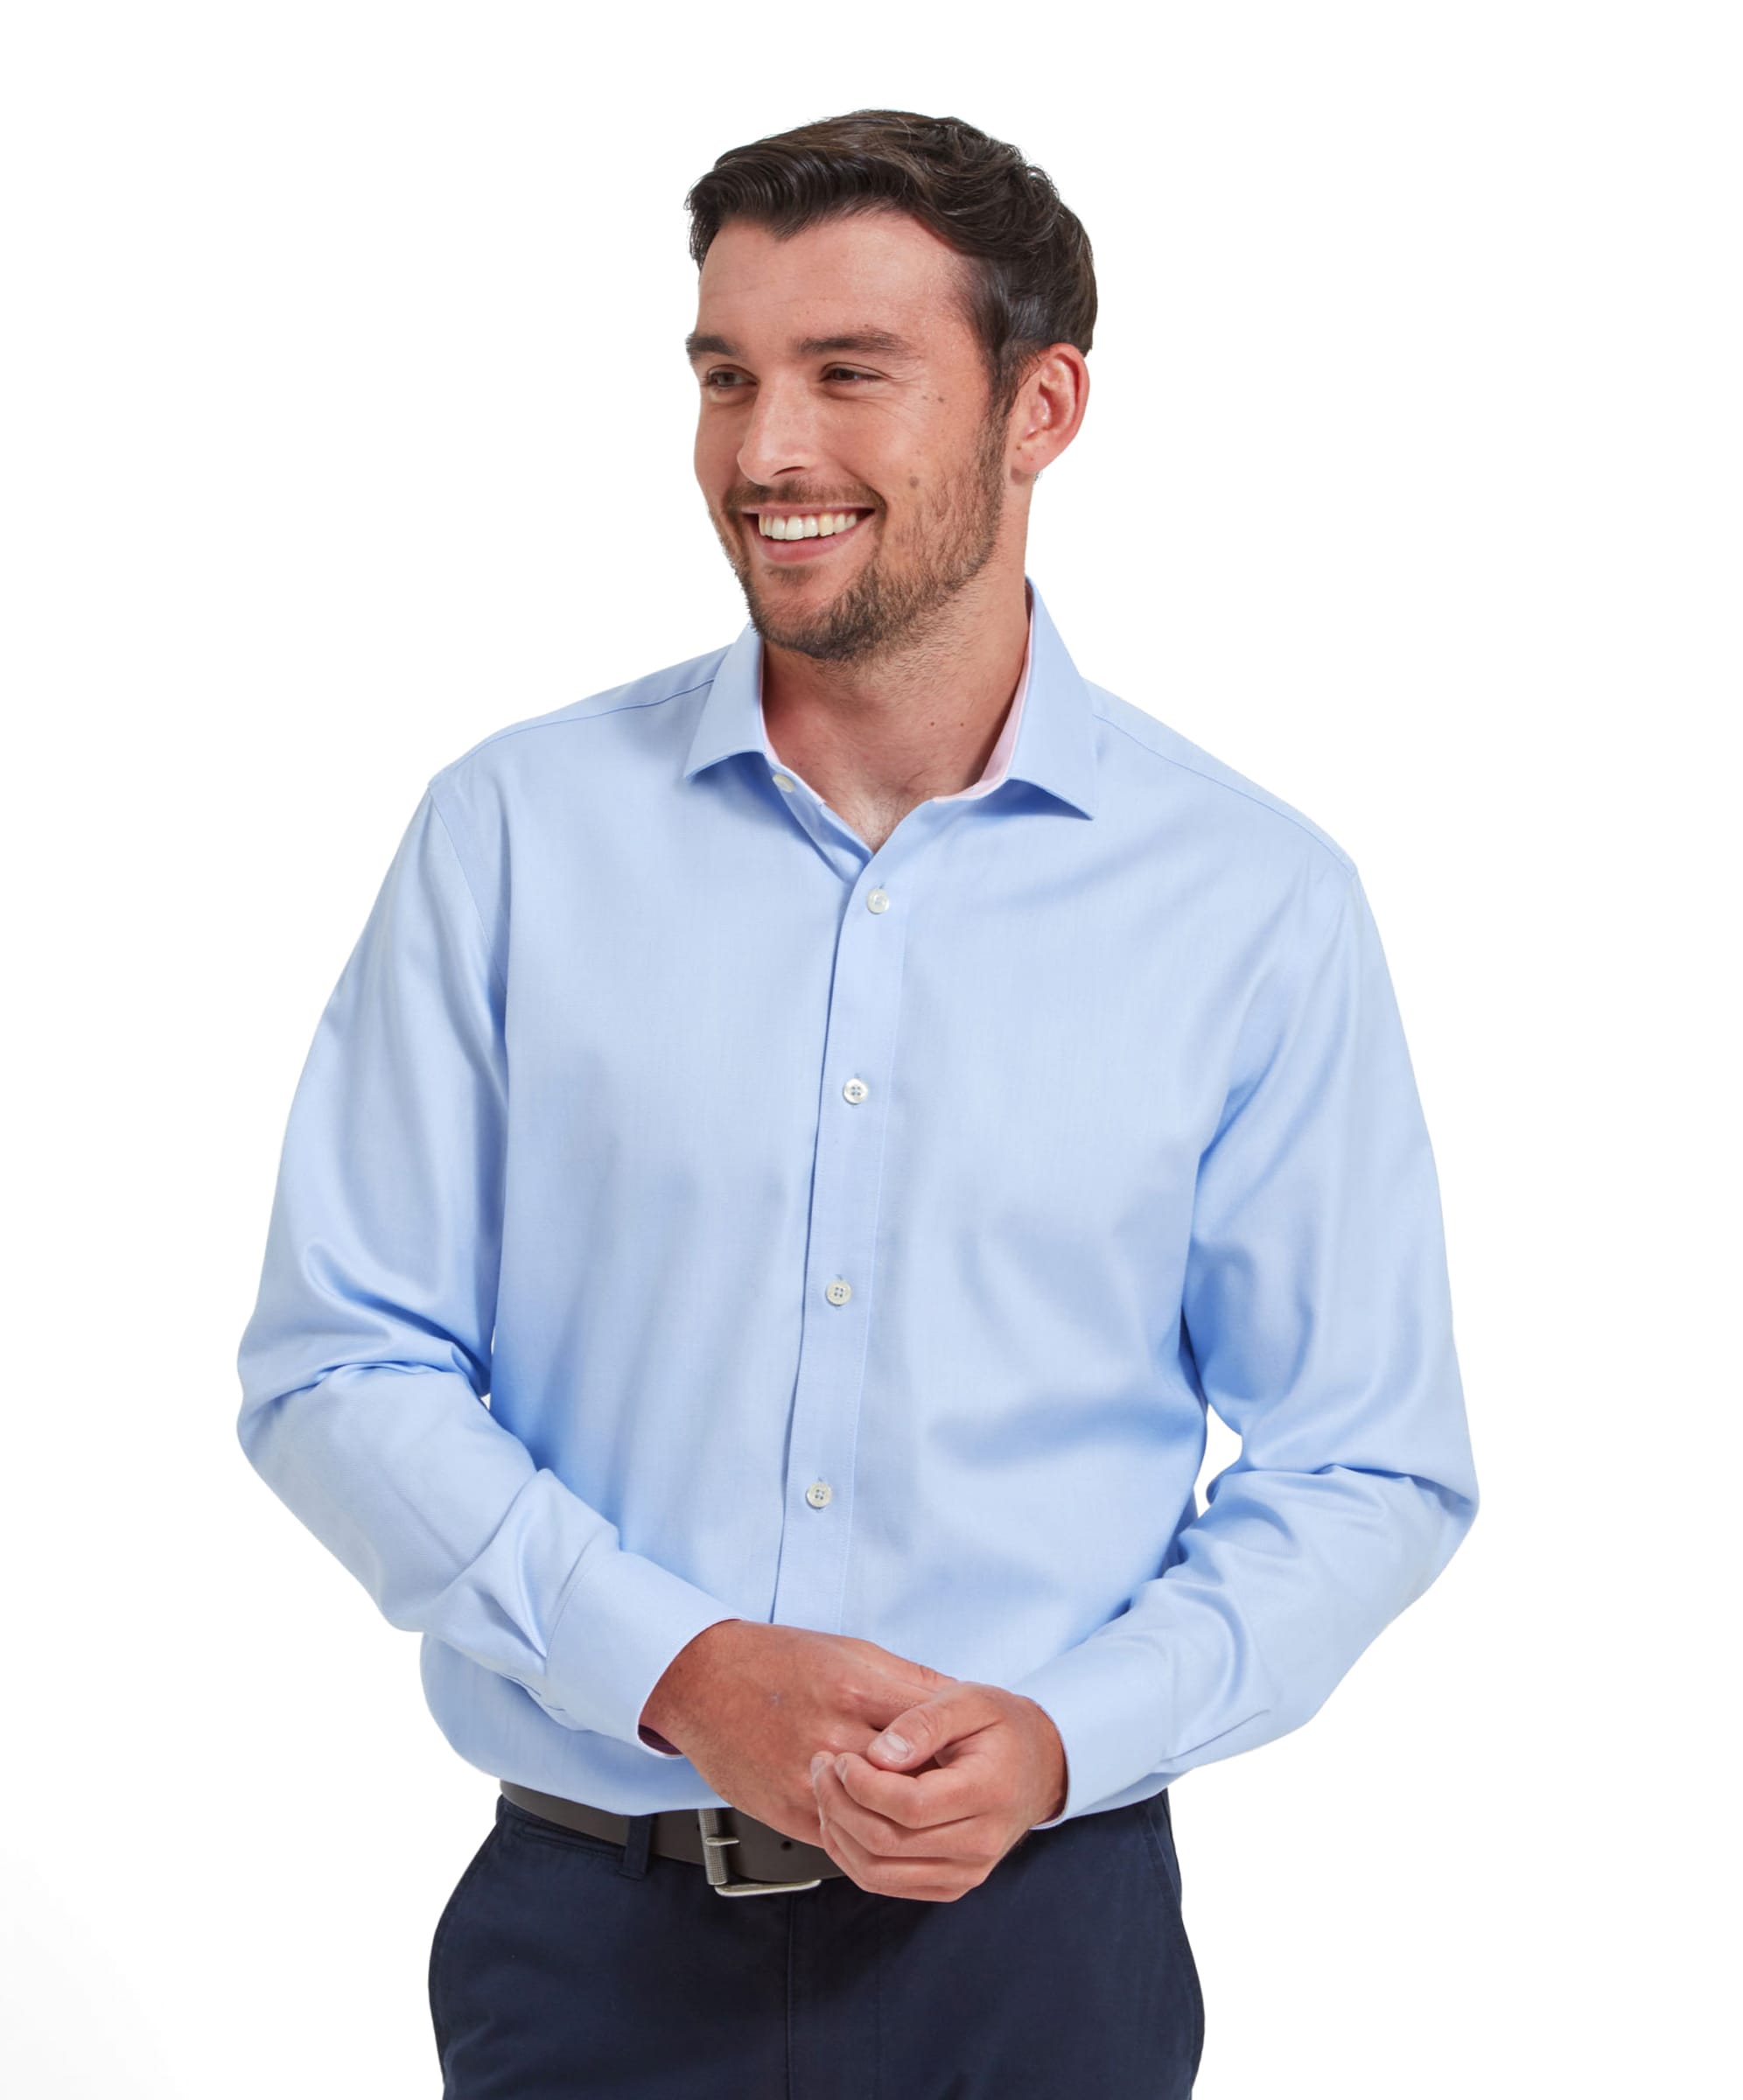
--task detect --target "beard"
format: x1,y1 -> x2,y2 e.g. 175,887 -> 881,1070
714,409 -> 1010,664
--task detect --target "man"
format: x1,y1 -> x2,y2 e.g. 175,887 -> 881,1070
237,108 -> 1479,2098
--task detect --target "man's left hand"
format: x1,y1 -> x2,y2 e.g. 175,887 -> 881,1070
808,1682 -> 1068,1901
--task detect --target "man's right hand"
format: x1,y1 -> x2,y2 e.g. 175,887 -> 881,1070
639,1619 -> 959,1849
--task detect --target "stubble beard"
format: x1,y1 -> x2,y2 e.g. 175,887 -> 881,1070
717,410 -> 1010,665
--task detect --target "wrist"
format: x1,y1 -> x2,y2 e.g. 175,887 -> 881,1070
1019,1695 -> 1068,1823
640,1617 -> 746,1747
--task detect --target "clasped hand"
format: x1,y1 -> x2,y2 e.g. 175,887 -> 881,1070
640,1623 -> 1067,1904
809,1680 -> 1068,1903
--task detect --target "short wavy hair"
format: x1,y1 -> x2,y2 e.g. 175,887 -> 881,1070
684,108 -> 1096,423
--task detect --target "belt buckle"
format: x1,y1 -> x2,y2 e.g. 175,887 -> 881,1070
696,1806 -> 823,1897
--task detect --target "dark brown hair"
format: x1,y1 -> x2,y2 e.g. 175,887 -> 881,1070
684,109 -> 1096,424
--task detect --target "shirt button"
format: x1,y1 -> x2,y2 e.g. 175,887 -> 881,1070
824,1278 -> 852,1306
866,888 -> 890,913
806,1480 -> 833,1509
842,1077 -> 869,1104
772,772 -> 797,793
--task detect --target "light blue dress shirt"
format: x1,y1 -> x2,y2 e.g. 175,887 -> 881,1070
236,576 -> 1479,1830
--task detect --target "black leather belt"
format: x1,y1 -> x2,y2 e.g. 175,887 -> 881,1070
500,1781 -> 846,1895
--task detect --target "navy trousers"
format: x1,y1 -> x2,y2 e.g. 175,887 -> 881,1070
429,1787 -> 1205,2097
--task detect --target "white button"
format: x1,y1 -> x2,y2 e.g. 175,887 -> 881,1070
824,1278 -> 852,1306
773,772 -> 797,793
842,1077 -> 869,1104
806,1480 -> 833,1508
866,888 -> 890,913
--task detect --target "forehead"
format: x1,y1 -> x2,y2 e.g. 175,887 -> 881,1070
692,210 -> 976,360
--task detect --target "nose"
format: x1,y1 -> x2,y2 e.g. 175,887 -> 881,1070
735,372 -> 822,489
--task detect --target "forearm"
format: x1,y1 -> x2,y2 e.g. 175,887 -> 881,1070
238,1358 -> 738,1749
1012,1458 -> 1475,1824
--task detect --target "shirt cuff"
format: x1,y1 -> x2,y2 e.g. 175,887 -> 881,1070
1009,1634 -> 1164,1828
536,1543 -> 741,1759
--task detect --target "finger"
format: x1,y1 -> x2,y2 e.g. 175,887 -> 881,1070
816,1752 -> 986,1863
814,1784 -> 981,1900
835,1745 -> 1001,1833
864,1683 -> 1004,1776
814,1752 -> 932,1859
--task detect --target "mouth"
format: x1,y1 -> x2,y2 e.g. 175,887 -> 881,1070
742,507 -> 874,565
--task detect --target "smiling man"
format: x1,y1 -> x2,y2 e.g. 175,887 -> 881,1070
237,109 -> 1479,2098
686,207 -> 1036,858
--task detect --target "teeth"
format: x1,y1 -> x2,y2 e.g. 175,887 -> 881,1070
758,510 -> 864,540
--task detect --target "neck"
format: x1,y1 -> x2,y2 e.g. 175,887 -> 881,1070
760,565 -> 1032,813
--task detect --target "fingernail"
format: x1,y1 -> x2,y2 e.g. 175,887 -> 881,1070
809,1752 -> 828,1778
875,1732 -> 911,1760
835,1755 -> 849,1781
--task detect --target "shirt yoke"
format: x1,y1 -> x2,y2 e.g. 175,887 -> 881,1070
428,645 -> 732,791
1088,683 -> 1357,879
424,643 -> 1357,888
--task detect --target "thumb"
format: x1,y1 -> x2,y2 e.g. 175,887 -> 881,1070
866,1682 -> 970,1769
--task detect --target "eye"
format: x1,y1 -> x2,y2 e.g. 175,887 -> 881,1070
701,366 -> 877,390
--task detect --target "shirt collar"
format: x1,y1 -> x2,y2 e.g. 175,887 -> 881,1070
682,572 -> 1099,820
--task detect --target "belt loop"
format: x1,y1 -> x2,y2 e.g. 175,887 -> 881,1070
617,1811 -> 654,1880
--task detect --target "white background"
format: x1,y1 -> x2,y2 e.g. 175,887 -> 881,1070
3,4 -> 1736,2094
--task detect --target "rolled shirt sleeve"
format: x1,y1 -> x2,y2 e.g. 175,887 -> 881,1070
1012,855 -> 1480,1826
235,784 -> 738,1757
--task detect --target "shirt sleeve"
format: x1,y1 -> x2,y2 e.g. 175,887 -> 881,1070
1010,857 -> 1480,1826
234,782 -> 739,1759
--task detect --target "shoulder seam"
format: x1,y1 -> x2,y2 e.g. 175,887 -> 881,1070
424,783 -> 508,1007
1092,703 -> 1355,876
434,671 -> 720,780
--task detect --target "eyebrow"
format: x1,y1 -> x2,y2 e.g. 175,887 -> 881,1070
683,329 -> 920,364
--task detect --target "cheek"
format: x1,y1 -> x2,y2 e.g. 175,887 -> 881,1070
694,416 -> 734,483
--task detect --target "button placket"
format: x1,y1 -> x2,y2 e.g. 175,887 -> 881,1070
767,769 -> 870,886
768,848 -> 922,1630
